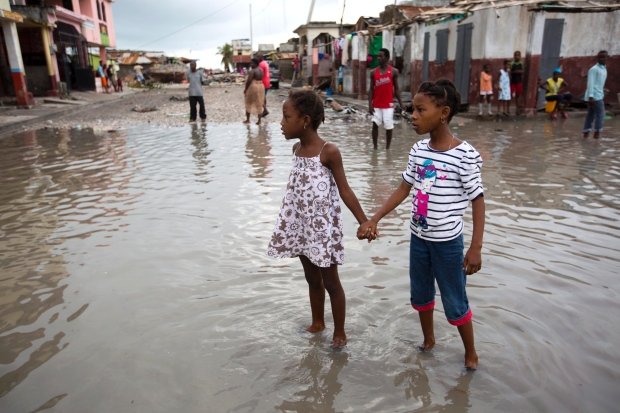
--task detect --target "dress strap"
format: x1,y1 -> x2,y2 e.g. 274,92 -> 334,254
294,142 -> 328,157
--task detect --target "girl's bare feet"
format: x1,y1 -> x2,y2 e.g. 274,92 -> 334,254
306,322 -> 325,333
417,338 -> 435,352
243,119 -> 250,124
332,334 -> 347,349
465,351 -> 479,370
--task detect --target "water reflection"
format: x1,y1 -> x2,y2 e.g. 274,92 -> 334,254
387,348 -> 474,413
190,122 -> 211,182
0,127 -> 131,400
276,337 -> 349,413
245,124 -> 273,179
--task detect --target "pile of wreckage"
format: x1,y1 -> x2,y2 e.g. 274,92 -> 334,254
146,65 -> 245,85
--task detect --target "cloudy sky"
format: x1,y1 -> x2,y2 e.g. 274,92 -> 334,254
111,0 -> 395,68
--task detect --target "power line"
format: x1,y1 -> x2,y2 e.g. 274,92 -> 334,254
138,0 -> 242,48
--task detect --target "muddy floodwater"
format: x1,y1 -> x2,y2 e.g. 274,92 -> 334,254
1,113 -> 619,413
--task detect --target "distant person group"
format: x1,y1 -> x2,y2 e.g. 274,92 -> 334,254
96,60 -> 123,93
471,50 -> 608,137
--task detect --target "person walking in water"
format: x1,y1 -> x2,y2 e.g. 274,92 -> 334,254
368,48 -> 404,150
267,90 -> 369,348
582,50 -> 608,139
243,58 -> 265,125
358,79 -> 485,370
186,61 -> 206,123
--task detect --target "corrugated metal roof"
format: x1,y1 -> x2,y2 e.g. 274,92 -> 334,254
418,0 -> 620,22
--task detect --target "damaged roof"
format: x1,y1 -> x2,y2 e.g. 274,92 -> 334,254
406,0 -> 620,24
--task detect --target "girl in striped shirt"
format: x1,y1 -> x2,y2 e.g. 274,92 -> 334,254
358,79 -> 485,370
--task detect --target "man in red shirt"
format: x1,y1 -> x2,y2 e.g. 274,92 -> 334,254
368,48 -> 404,149
256,53 -> 271,116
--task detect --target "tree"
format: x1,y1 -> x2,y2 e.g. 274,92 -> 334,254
217,43 -> 234,73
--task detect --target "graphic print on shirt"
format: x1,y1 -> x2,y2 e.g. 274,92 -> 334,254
412,159 -> 446,230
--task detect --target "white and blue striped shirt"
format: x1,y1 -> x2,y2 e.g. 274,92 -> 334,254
401,139 -> 483,241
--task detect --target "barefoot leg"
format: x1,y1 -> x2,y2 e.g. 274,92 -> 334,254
300,256 -> 326,333
321,265 -> 347,347
457,320 -> 478,370
418,309 -> 435,351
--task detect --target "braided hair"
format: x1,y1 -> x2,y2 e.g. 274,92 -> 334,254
416,79 -> 461,123
287,90 -> 325,130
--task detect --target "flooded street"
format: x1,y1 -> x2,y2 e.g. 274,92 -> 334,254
1,112 -> 619,412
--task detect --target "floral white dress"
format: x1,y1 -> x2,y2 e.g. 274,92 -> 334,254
267,143 -> 344,267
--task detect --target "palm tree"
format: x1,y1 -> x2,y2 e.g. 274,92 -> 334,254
217,43 -> 234,72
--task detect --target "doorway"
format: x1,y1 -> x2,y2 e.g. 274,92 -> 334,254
454,23 -> 473,108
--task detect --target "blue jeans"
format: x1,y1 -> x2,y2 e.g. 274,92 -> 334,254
409,233 -> 472,325
582,99 -> 605,133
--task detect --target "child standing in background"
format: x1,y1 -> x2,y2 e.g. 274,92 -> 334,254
358,80 -> 485,370
510,51 -> 525,115
268,90 -> 369,348
479,64 -> 493,116
497,60 -> 511,116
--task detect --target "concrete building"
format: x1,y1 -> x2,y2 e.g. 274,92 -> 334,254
231,38 -> 251,72
368,0 -> 619,112
405,0 -> 619,112
0,0 -> 116,106
293,21 -> 354,88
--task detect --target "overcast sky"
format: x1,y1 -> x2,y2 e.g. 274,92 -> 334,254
111,0 -> 396,68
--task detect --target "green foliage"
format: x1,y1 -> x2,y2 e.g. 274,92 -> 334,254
217,43 -> 234,73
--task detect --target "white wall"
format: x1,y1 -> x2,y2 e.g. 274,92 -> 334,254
450,7 -> 530,60
382,29 -> 394,56
553,11 -> 619,57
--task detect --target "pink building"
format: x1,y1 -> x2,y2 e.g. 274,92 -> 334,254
0,0 -> 116,106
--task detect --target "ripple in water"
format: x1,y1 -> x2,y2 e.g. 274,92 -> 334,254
0,116 -> 618,412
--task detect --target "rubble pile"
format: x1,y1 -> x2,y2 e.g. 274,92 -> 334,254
147,64 -> 188,84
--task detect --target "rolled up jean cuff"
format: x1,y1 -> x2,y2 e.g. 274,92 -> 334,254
448,308 -> 473,326
412,300 -> 435,312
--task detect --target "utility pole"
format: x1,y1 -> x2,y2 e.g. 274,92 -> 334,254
307,0 -> 315,24
249,3 -> 253,53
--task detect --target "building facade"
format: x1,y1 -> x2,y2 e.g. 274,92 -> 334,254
0,0 -> 116,106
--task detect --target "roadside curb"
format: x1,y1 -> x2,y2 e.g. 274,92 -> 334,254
0,90 -> 142,138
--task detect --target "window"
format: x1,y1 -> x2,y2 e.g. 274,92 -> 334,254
436,29 -> 449,64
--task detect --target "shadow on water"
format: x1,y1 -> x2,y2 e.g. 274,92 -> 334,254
0,114 -> 618,412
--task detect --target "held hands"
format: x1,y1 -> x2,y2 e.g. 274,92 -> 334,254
357,220 -> 378,243
463,247 -> 482,275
